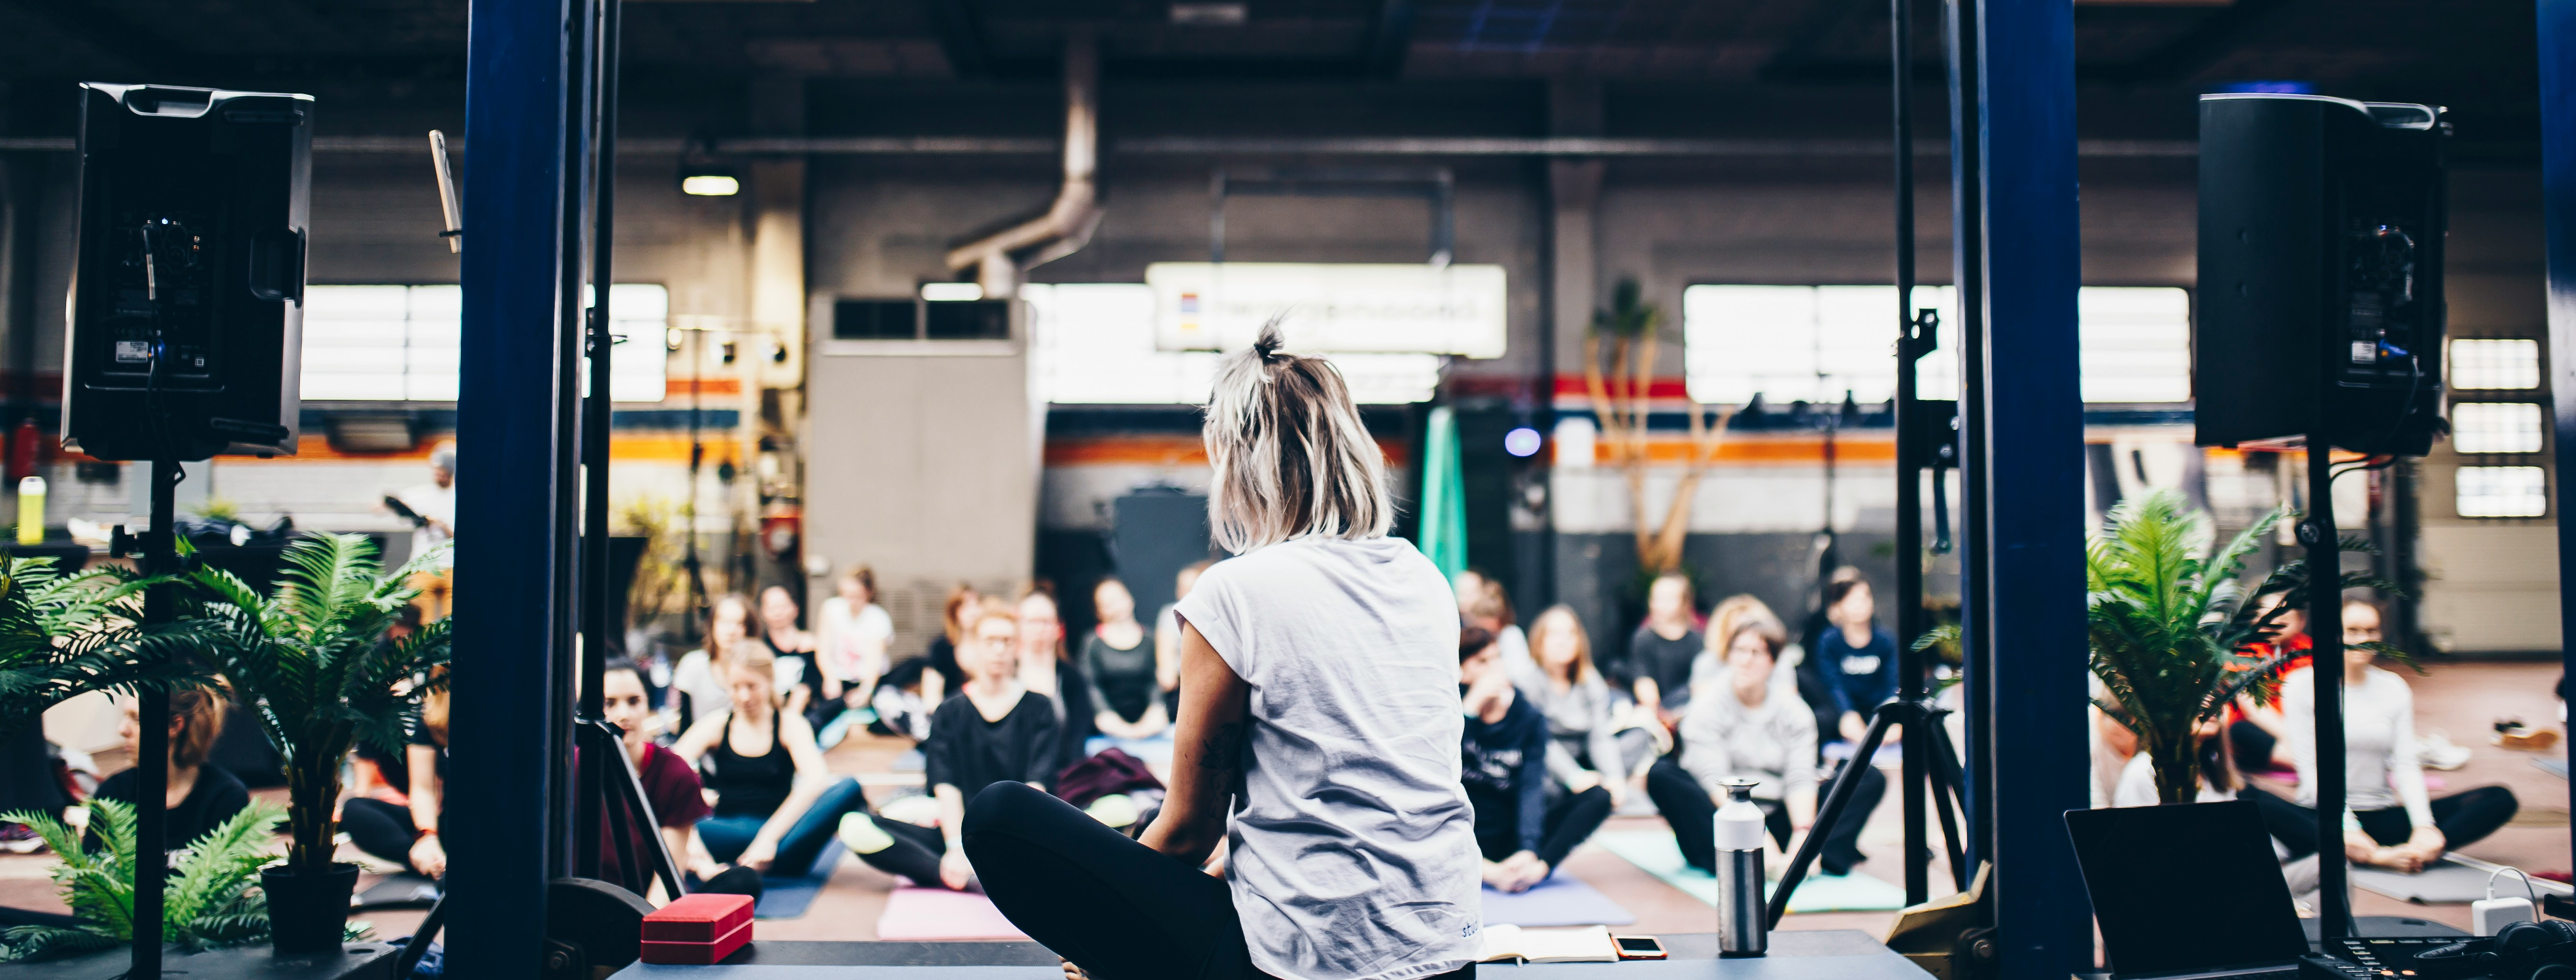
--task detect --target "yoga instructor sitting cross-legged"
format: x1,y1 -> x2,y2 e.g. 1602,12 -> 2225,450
965,324 -> 1479,980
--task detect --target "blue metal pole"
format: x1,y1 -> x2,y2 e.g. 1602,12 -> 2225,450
452,0 -> 578,972
2540,0 -> 2576,887
1970,0 -> 2091,974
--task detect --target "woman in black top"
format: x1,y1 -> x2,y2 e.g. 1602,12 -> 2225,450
837,600 -> 1055,891
1083,578 -> 1168,741
1012,587 -> 1095,775
760,585 -> 836,731
671,644 -> 870,878
95,685 -> 249,851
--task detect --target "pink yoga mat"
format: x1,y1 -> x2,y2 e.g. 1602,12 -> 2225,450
874,886 -> 1031,941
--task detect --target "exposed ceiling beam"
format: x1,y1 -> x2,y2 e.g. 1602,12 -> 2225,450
1364,0 -> 1418,78
2084,0 -> 2298,85
0,134 -> 2201,157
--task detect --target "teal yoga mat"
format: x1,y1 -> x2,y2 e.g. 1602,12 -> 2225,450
1591,830 -> 1910,913
755,844 -> 845,919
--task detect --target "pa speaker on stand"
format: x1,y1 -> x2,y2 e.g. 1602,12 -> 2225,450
63,82 -> 310,462
2194,91 -> 2448,942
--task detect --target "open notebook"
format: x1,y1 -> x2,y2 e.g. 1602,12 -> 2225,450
1476,924 -> 1620,964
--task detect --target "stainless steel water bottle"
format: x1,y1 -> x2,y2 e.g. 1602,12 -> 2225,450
1715,778 -> 1769,956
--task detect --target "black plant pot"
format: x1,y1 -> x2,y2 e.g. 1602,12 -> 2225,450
261,862 -> 359,956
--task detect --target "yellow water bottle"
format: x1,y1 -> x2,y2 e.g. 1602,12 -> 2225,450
16,476 -> 43,545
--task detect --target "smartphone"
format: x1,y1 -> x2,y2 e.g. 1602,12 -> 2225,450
1613,936 -> 1667,961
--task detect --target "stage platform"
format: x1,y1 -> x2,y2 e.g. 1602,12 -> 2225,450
607,931 -> 1928,978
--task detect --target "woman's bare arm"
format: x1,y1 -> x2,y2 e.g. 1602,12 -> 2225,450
1137,621 -> 1250,868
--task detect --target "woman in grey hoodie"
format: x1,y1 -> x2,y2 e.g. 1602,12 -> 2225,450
1514,606 -> 1659,810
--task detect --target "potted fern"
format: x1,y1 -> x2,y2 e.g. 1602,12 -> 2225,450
179,534 -> 451,954
2085,489 -> 2395,804
0,798 -> 287,961
0,554 -> 207,740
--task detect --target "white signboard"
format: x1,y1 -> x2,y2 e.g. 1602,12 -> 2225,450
1146,262 -> 1508,358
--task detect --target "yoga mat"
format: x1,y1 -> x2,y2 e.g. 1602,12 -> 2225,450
353,874 -> 440,911
755,845 -> 845,920
874,887 -> 1030,941
2354,857 -> 2512,905
2535,757 -> 2567,780
1478,876 -> 1635,927
1591,830 -> 1910,913
1083,735 -> 1174,764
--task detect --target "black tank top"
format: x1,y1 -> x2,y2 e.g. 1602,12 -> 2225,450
704,709 -> 794,818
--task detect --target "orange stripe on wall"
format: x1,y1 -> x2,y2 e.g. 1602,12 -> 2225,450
1042,437 -> 1418,468
212,434 -> 737,464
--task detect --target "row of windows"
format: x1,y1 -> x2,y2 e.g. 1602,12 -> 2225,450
299,284 -> 671,402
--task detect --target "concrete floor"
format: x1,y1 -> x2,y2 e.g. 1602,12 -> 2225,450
1,659 -> 2565,949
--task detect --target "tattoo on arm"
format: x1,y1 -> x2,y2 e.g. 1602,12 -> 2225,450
1198,720 -> 1246,775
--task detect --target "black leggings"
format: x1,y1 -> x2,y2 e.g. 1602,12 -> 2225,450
1645,756 -> 1884,877
848,813 -> 952,887
1473,785 -> 1612,870
343,797 -> 428,874
2247,784 -> 2519,860
963,781 -> 1474,980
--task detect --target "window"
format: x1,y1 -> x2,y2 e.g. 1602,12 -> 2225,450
1680,285 -> 2192,406
302,284 -> 667,402
2451,402 -> 2544,454
1025,283 -> 1439,404
2456,465 -> 2547,519
2450,338 -> 2541,390
832,299 -> 917,340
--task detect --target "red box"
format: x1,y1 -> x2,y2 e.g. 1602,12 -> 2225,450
644,894 -> 754,943
640,917 -> 752,965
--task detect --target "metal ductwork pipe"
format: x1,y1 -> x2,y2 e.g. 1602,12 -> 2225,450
947,30 -> 1102,296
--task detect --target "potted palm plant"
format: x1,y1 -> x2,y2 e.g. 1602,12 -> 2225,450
2085,489 -> 2398,804
180,534 -> 451,954
0,554 -> 207,739
0,798 -> 288,961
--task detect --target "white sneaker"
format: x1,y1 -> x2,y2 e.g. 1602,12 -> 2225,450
2419,729 -> 2473,771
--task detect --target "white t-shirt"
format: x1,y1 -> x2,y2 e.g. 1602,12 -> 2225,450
2284,665 -> 2433,825
2111,750 -> 2236,807
395,481 -> 455,567
820,597 -> 894,682
1174,535 -> 1478,980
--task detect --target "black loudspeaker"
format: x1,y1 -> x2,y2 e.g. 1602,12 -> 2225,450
2194,93 -> 2448,455
63,83 -> 310,462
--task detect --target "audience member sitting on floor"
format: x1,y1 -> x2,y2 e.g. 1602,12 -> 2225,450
819,564 -> 894,726
1648,611 -> 1886,877
1085,577 -> 1171,742
1152,560 -> 1211,714
575,658 -> 718,891
95,684 -> 249,852
1625,572 -> 1703,725
876,583 -> 980,739
1463,626 -> 1614,894
961,325 -> 1482,980
2229,594 -> 2309,772
672,644 -> 871,879
670,595 -> 753,735
2254,598 -> 2518,872
342,669 -> 451,877
1516,605 -> 1655,811
1014,584 -> 1095,775
840,599 -> 1058,891
760,585 -> 834,730
1689,594 -> 1776,701
1815,567 -> 1900,747
1457,568 -> 1532,673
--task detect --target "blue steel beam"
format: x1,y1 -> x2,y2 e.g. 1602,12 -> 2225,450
2542,0 -> 2576,884
1968,0 -> 2093,975
450,0 -> 578,973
